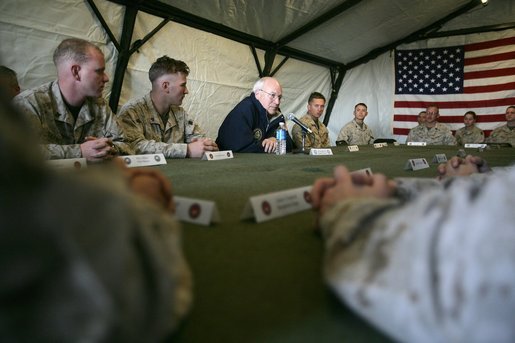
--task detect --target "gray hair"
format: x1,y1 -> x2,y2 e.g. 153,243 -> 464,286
252,78 -> 266,93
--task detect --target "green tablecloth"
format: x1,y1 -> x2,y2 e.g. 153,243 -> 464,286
158,145 -> 515,342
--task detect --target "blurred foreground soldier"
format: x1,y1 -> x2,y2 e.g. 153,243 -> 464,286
291,92 -> 330,149
13,38 -> 132,162
336,103 -> 374,145
0,98 -> 192,341
486,105 -> 515,146
118,56 -> 218,158
216,76 -> 293,153
406,104 -> 456,145
310,160 -> 515,343
0,65 -> 21,99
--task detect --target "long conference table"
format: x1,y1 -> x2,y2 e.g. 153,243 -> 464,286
157,145 -> 515,342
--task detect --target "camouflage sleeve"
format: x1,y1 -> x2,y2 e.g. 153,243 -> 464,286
443,130 -> 457,145
336,124 -> 350,142
320,170 -> 515,342
13,93 -> 83,159
184,117 -> 206,143
117,108 -> 188,158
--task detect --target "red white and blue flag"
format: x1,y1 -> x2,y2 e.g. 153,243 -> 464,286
393,35 -> 515,138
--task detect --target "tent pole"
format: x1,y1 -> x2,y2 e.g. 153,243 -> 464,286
249,45 -> 263,77
323,65 -> 346,127
86,0 -> 121,51
263,49 -> 277,76
108,5 -> 138,113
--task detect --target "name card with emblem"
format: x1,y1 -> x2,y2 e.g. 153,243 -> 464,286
47,158 -> 87,170
404,158 -> 430,171
407,141 -> 427,146
241,186 -> 312,223
202,150 -> 234,161
347,145 -> 359,152
351,167 -> 373,177
120,154 -> 167,168
464,143 -> 487,149
174,196 -> 220,226
432,153 -> 448,163
373,143 -> 387,148
309,148 -> 333,156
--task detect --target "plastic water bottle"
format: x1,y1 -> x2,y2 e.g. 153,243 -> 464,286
276,122 -> 287,155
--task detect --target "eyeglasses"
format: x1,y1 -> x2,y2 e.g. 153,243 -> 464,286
259,89 -> 282,101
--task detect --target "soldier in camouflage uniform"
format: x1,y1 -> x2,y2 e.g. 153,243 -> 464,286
406,105 -> 456,145
486,106 -> 515,146
455,111 -> 484,145
13,38 -> 132,161
291,92 -> 330,149
117,56 -> 218,158
311,160 -> 515,343
336,103 -> 374,145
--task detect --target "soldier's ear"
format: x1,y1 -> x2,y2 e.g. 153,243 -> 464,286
161,81 -> 169,92
71,65 -> 81,81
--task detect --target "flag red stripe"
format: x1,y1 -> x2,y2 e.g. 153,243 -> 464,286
394,114 -> 506,122
394,97 -> 515,109
464,67 -> 515,80
464,36 -> 515,52
464,51 -> 515,66
464,82 -> 515,93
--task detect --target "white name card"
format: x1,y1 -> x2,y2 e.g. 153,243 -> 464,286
174,196 -> 220,226
407,141 -> 427,146
373,143 -> 387,148
310,148 -> 333,155
120,154 -> 167,168
351,167 -> 373,177
348,145 -> 359,152
404,158 -> 430,171
432,153 -> 448,163
47,158 -> 87,170
202,150 -> 234,161
464,143 -> 487,149
241,186 -> 312,223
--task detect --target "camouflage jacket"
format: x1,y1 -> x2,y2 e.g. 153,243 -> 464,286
336,119 -> 374,145
455,125 -> 484,145
13,81 -> 132,159
406,122 -> 456,145
486,124 -> 515,146
291,114 -> 330,149
320,168 -> 515,342
117,93 -> 205,158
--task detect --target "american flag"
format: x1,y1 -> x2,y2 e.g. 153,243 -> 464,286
393,35 -> 515,138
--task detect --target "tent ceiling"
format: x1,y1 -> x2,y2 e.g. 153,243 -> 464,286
107,0 -> 515,69
147,0 -> 514,67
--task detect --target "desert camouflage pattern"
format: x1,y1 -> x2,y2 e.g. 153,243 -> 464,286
337,119 -> 374,145
455,125 -> 484,145
291,114 -> 330,149
486,124 -> 515,146
13,81 -> 132,159
118,93 -> 205,158
320,169 -> 515,343
406,122 -> 457,145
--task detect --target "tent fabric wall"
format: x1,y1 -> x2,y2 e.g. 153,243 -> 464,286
0,0 -> 332,141
1,0 -> 514,145
0,0 -> 121,94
